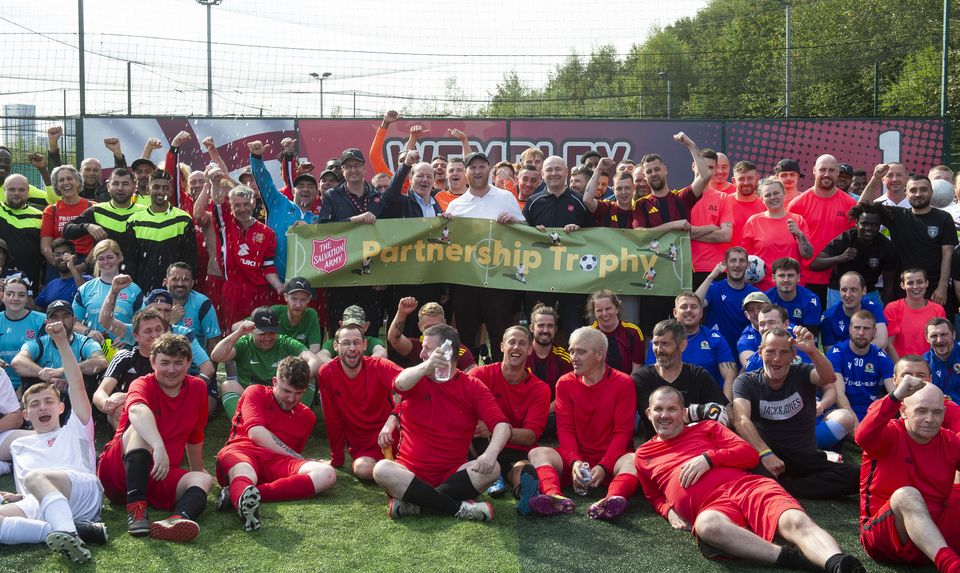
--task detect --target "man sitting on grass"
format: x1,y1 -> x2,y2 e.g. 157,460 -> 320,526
97,333 -> 213,542
372,324 -> 509,521
216,356 -> 336,531
0,321 -> 106,565
635,385 -> 865,573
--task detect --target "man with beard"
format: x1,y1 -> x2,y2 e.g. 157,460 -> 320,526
525,304 -> 572,437
317,323 -> 401,481
246,141 -> 320,283
434,158 -> 468,211
162,263 -> 221,354
46,126 -> 126,203
788,154 -> 858,305
810,202 -> 897,307
819,271 -> 888,352
0,146 -> 54,210
124,170 -> 198,292
923,318 -> 960,403
697,247 -> 761,355
836,163 -> 854,194
634,319 -> 729,439
64,168 -> 145,261
688,149 -> 734,287
471,326 -> 550,499
826,310 -> 894,420
431,156 -> 448,192
774,158 -> 803,204
860,167 -> 956,304
583,159 -> 637,229
216,356 -> 336,532
0,174 -> 44,287
729,161 -> 766,249
515,163 -> 542,210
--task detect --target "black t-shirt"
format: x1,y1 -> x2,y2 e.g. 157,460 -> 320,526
522,188 -> 591,229
820,228 -> 897,290
633,363 -> 727,440
880,206 -> 957,282
102,346 -> 153,393
733,363 -> 818,457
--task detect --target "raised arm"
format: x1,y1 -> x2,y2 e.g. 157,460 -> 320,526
369,110 -> 400,177
858,163 -> 889,204
98,274 -> 135,340
386,297 -> 417,357
210,320 -> 255,363
675,132 -> 710,197
47,321 -> 91,425
584,157 -> 615,213
46,126 -> 63,170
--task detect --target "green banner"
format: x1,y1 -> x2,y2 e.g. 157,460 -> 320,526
286,219 -> 691,296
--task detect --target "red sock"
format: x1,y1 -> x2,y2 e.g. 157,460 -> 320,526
535,465 -> 562,496
229,476 -> 255,508
935,547 -> 960,573
606,473 -> 639,499
257,474 -> 316,503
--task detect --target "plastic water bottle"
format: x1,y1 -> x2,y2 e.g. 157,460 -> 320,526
574,463 -> 591,496
434,339 -> 454,382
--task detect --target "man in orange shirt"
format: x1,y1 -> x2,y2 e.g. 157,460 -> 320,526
691,149 -> 734,287
788,154 -> 857,305
884,268 -> 946,361
434,158 -> 467,211
728,161 -> 765,250
515,164 -> 542,209
775,159 -> 803,204
711,152 -> 736,194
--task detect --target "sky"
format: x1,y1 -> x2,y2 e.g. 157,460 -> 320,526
0,0 -> 708,118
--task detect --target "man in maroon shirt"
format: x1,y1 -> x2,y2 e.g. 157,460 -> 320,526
215,356 -> 336,532
372,324 -> 509,521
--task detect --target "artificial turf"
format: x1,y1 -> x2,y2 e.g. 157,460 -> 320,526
0,413 -> 935,573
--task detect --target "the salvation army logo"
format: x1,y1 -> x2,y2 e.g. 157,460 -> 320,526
312,236 -> 348,274
118,292 -> 128,301
183,318 -> 194,328
25,329 -> 36,339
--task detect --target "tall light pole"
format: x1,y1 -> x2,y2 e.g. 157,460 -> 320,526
196,0 -> 222,117
785,1 -> 792,117
310,72 -> 332,117
658,71 -> 672,119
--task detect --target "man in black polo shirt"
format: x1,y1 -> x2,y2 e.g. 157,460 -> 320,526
0,174 -> 43,287
633,319 -> 727,440
318,148 -> 387,336
522,155 -> 592,334
809,201 -> 896,307
858,166 -> 957,305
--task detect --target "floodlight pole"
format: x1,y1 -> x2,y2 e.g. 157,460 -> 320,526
196,0 -> 222,117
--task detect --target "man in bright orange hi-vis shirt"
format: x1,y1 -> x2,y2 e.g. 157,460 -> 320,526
689,148 -> 734,287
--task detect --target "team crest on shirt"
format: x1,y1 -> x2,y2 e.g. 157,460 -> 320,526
118,292 -> 128,301
183,318 -> 193,327
868,257 -> 879,268
47,437 -> 56,447
838,320 -> 845,331
700,341 -> 710,350
253,233 -> 264,243
312,236 -> 347,274
567,205 -> 574,212
865,363 -> 875,373
928,226 -> 940,238
25,329 -> 36,339
953,363 -> 960,374
793,308 -> 802,318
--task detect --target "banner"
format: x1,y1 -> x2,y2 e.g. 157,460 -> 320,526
286,219 -> 691,296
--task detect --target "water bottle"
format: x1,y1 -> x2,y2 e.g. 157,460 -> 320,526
574,463 -> 591,496
434,339 -> 454,382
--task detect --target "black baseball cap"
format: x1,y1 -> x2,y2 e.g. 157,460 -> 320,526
464,151 -> 489,166
145,289 -> 174,306
130,158 -> 155,171
293,173 -> 318,187
285,277 -> 314,297
774,159 -> 803,176
838,163 -> 854,176
340,148 -> 365,165
318,169 -> 340,182
251,307 -> 280,333
45,299 -> 74,317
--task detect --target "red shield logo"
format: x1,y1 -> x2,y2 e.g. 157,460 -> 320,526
183,318 -> 194,327
26,329 -> 36,339
118,292 -> 128,301
311,236 -> 348,274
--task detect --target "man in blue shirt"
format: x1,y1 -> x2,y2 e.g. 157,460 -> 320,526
645,292 -> 737,399
162,262 -> 221,353
735,291 -> 770,368
819,271 -> 888,352
742,304 -> 813,372
765,257 -> 822,336
923,317 -> 960,402
826,310 -> 894,420
697,246 -> 760,355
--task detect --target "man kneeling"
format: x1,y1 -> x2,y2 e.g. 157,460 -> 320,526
372,324 -> 510,521
636,386 -> 864,573
856,374 -> 960,572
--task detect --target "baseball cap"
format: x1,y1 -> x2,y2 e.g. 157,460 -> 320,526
293,173 -> 318,187
318,169 -> 340,181
251,307 -> 280,333
238,167 -> 254,182
741,292 -> 771,309
774,159 -> 802,176
145,289 -> 174,306
340,148 -> 365,165
130,158 -> 155,171
285,276 -> 314,297
341,305 -> 366,326
45,299 -> 74,317
838,163 -> 854,176
464,151 -> 489,166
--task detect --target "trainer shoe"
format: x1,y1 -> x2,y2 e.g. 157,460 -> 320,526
126,501 -> 149,537
516,464 -> 540,516
149,516 -> 200,542
45,531 -> 91,565
454,500 -> 494,522
215,487 -> 231,512
587,495 -> 627,520
74,520 -> 108,545
485,475 -> 506,498
528,494 -> 576,516
827,554 -> 866,573
237,485 -> 262,532
388,497 -> 421,519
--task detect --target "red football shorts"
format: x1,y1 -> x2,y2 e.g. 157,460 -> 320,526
98,437 -> 188,511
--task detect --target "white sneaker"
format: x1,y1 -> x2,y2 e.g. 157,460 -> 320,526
455,501 -> 494,522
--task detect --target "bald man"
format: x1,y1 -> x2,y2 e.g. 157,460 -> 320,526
0,174 -> 44,286
788,154 -> 857,305
856,376 -> 960,572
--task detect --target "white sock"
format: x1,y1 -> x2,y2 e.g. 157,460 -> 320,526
39,493 -> 76,533
0,461 -> 11,475
0,516 -> 52,544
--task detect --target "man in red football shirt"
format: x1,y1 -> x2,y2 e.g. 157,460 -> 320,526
215,356 -> 336,532
317,323 -> 402,480
97,333 -> 212,542
856,374 -> 960,572
634,386 -> 864,572
372,324 -> 510,521
522,327 -> 636,516
470,326 -> 550,497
